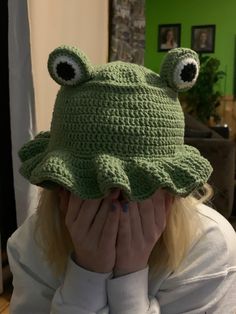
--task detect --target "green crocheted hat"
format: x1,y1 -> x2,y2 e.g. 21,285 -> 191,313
18,46 -> 212,200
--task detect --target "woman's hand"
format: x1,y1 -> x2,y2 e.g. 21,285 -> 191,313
63,189 -> 120,273
113,190 -> 172,277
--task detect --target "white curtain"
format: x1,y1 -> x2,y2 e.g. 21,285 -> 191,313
8,0 -> 109,226
8,0 -> 39,226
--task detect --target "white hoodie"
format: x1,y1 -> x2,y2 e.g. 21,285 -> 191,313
7,204 -> 236,314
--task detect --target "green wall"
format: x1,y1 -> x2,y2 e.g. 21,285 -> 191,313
145,0 -> 236,95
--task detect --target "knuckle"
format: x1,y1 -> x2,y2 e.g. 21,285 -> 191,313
145,231 -> 159,244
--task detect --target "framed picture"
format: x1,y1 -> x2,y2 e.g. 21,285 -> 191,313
191,25 -> 216,53
158,24 -> 181,51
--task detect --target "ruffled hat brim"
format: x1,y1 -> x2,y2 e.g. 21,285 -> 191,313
19,132 -> 212,200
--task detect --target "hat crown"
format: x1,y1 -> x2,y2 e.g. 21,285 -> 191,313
49,60 -> 184,158
93,61 -> 161,87
47,48 -> 200,157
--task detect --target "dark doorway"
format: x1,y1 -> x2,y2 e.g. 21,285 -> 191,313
0,0 -> 17,250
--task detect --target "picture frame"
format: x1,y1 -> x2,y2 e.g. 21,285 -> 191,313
158,24 -> 181,52
191,25 -> 216,53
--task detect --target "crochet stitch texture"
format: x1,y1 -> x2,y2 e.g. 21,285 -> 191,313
18,46 -> 212,200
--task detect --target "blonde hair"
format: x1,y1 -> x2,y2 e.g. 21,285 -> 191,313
149,184 -> 212,276
35,184 -> 213,276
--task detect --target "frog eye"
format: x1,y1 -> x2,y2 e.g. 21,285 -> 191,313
173,57 -> 199,91
160,48 -> 200,92
48,46 -> 93,86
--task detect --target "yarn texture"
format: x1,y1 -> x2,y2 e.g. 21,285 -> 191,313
18,46 -> 212,200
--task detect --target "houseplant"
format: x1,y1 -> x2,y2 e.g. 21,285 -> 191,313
180,54 -> 226,125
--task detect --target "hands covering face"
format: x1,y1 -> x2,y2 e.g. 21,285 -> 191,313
59,188 -> 172,276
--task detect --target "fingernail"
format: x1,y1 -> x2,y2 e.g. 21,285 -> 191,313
111,203 -> 116,212
122,202 -> 129,213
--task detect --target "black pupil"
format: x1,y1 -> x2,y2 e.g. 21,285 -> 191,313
180,63 -> 197,82
56,62 -> 76,81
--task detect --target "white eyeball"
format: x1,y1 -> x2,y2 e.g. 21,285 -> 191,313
173,58 -> 199,91
52,55 -> 83,86
160,48 -> 200,92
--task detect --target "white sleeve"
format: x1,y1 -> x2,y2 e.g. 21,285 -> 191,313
7,219 -> 111,314
157,271 -> 236,314
8,240 -> 110,313
7,237 -> 55,313
155,206 -> 236,313
50,259 -> 111,314
107,267 -> 161,314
